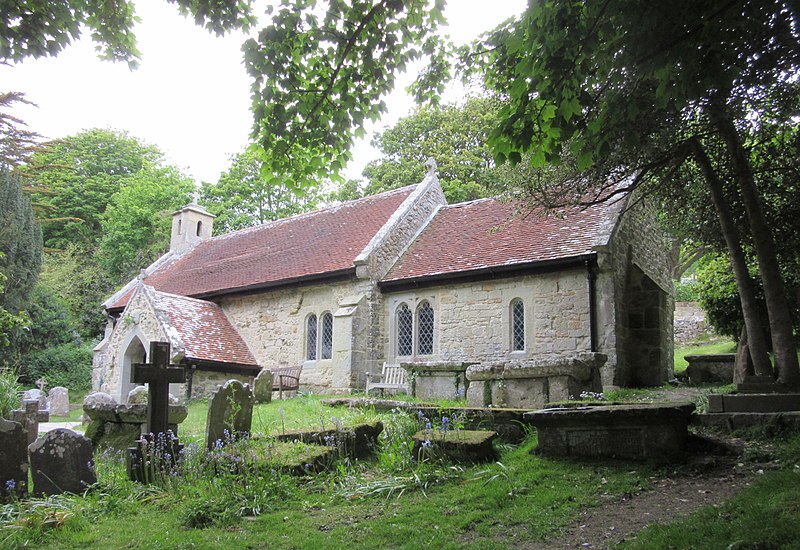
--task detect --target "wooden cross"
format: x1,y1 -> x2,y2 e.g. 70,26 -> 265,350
131,342 -> 186,436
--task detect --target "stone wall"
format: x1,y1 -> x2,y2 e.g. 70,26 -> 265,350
674,301 -> 712,343
356,175 -> 447,380
219,278 -> 374,393
189,370 -> 254,400
597,195 -> 675,387
381,269 -> 593,366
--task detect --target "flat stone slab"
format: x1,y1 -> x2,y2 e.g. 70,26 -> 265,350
411,429 -> 498,463
693,411 -> 800,431
707,393 -> 800,413
274,421 -> 383,459
524,403 -> 695,463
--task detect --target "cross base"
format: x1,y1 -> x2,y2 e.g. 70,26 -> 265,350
126,431 -> 184,483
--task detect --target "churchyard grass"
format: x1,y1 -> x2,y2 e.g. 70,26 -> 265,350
622,433 -> 800,549
673,339 -> 736,375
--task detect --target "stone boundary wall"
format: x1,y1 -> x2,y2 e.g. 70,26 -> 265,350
674,301 -> 713,343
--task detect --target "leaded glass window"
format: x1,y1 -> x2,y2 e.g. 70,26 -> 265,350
321,312 -> 333,359
306,314 -> 317,360
396,303 -> 413,356
417,301 -> 434,355
512,299 -> 525,351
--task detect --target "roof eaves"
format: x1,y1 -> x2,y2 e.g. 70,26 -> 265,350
379,253 -> 597,293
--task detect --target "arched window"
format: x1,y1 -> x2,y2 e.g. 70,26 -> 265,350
511,299 -> 525,351
396,303 -> 413,356
417,301 -> 434,355
196,220 -> 203,236
320,312 -> 333,359
306,314 -> 318,360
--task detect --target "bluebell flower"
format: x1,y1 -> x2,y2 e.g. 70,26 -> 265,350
5,479 -> 16,491
421,440 -> 432,449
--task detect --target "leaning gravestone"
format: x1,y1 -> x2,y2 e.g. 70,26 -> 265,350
206,379 -> 254,449
12,400 -> 40,445
253,369 -> 274,404
0,417 -> 28,501
29,429 -> 96,497
49,387 -> 70,417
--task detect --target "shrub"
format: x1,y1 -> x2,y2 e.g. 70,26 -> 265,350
21,343 -> 93,390
674,279 -> 699,302
0,368 -> 21,418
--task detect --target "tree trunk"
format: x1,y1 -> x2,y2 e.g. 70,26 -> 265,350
689,138 -> 774,377
709,101 -> 800,389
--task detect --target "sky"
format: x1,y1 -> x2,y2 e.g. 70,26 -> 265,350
2,1 -> 525,185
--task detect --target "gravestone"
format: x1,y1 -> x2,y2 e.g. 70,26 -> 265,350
126,342 -> 186,483
206,379 -> 254,449
131,342 -> 186,436
253,369 -> 274,404
127,385 -> 148,405
29,429 -> 96,497
49,387 -> 70,417
0,417 -> 28,501
22,388 -> 48,411
12,400 -> 40,445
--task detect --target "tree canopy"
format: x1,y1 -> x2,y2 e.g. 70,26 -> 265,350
0,0 -> 255,68
24,128 -> 169,249
201,147 -> 319,234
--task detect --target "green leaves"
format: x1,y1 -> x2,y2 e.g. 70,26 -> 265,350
244,0 -> 447,186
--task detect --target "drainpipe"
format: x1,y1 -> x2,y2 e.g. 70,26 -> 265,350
186,365 -> 196,399
586,260 -> 598,352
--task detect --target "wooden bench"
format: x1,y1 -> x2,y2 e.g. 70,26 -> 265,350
271,366 -> 302,399
365,363 -> 408,395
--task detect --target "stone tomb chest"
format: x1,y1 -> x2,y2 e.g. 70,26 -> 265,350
524,403 -> 695,463
466,352 -> 605,410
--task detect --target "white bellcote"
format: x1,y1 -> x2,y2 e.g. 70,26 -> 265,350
170,199 -> 215,254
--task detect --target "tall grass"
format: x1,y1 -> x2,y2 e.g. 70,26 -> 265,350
0,368 -> 21,419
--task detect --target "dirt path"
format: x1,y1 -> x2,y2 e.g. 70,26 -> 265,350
530,461 -> 754,549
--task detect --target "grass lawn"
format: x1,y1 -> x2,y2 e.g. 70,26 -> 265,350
673,338 -> 736,375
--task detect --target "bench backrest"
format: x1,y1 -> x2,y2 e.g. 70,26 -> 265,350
272,366 -> 302,390
382,364 -> 406,385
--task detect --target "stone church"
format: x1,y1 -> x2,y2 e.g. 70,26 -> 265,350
92,168 -> 674,406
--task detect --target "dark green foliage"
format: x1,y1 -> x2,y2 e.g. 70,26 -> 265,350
20,342 -> 93,390
97,167 -> 195,279
2,284 -> 78,363
0,0 -> 254,68
696,255 -> 769,343
0,168 -> 42,313
25,128 -> 165,249
242,0 -> 447,186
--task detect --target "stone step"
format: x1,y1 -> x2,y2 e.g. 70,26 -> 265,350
693,411 -> 800,431
736,375 -> 782,394
707,393 -> 800,413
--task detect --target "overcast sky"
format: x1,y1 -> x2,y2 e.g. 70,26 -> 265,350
2,1 -> 525,185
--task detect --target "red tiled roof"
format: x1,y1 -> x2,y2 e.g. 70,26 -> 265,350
151,291 -> 258,366
382,198 -> 619,284
109,186 -> 415,309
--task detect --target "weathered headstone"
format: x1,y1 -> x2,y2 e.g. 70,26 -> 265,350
205,379 -> 254,449
49,386 -> 70,417
11,400 -> 40,445
253,369 -> 274,404
0,417 -> 28,501
127,385 -> 148,405
29,429 -> 96,496
22,388 -> 48,411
